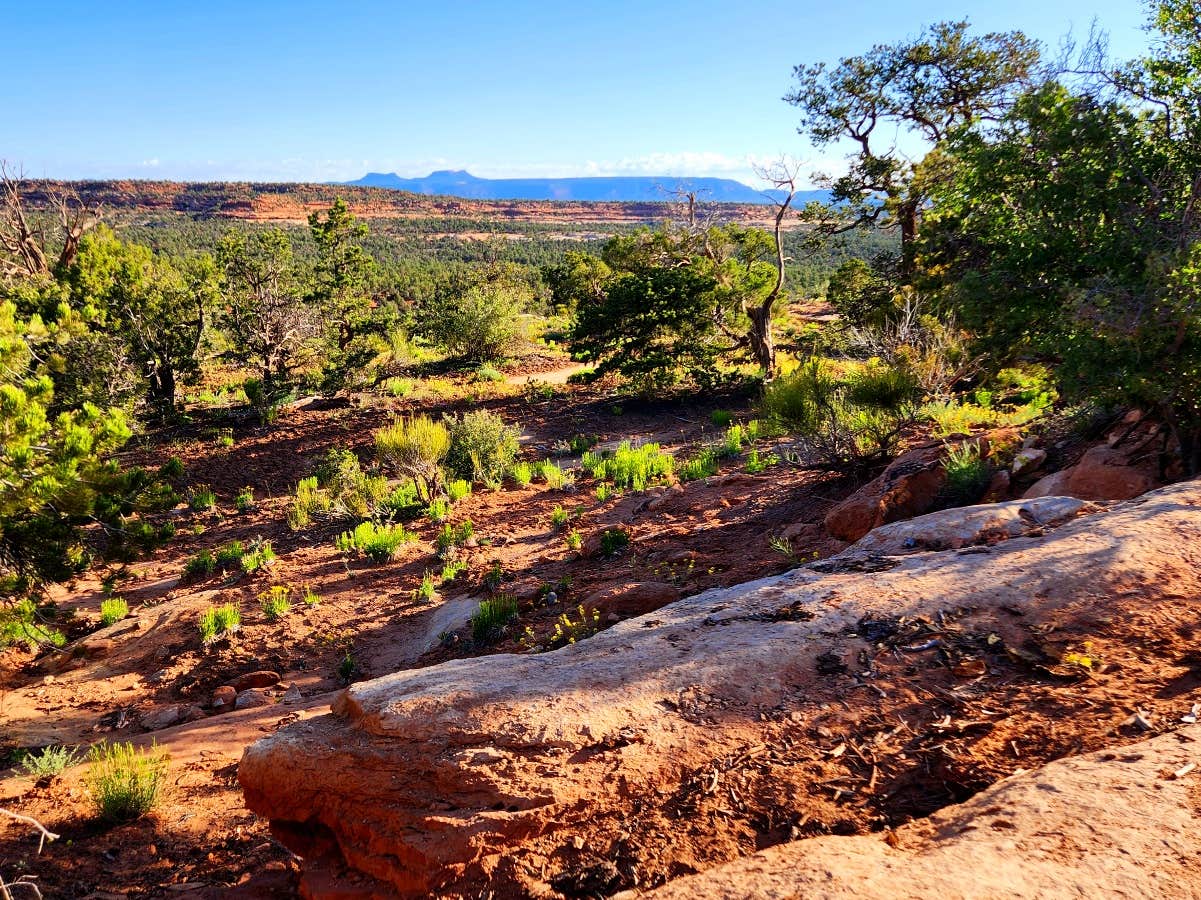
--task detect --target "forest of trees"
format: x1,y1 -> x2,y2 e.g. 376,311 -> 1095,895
1,0 -> 1199,607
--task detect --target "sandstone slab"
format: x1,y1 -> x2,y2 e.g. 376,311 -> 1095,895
842,495 -> 1092,556
240,481 -> 1201,898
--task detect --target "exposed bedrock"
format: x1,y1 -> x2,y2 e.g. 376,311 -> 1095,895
239,482 -> 1201,898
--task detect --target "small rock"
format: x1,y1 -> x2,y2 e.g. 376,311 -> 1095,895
232,670 -> 281,691
1011,447 -> 1047,477
235,689 -> 275,711
142,706 -> 181,731
82,639 -> 114,660
1023,469 -> 1073,500
211,686 -> 237,711
180,704 -> 208,722
281,685 -> 303,703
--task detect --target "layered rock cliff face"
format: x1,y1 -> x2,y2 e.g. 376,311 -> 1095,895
239,483 -> 1201,898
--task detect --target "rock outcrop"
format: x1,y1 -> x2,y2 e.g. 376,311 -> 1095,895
1024,417 -> 1169,502
1024,444 -> 1161,501
239,482 -> 1201,898
843,494 -> 1092,556
823,442 -> 948,541
823,433 -> 1016,542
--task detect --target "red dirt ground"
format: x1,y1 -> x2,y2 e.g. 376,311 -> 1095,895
0,369 -> 849,898
4,369 -> 1197,899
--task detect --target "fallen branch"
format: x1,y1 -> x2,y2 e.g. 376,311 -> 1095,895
0,808 -> 59,853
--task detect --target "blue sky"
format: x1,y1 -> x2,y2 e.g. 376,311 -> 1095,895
7,1 -> 1149,188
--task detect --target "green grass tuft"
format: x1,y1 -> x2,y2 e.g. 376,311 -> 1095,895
86,741 -> 169,823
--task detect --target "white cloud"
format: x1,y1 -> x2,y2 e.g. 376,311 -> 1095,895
138,158 -> 160,168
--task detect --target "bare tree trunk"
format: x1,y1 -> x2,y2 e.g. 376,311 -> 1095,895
747,160 -> 800,380
747,305 -> 776,376
0,162 -> 99,281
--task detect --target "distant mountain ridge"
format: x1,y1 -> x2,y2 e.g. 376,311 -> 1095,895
345,169 -> 829,205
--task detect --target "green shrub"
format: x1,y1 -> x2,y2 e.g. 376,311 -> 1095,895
214,540 -> 245,572
994,365 -> 1057,405
19,744 -> 80,779
383,376 -> 414,397
188,485 -> 217,512
744,448 -> 778,474
375,416 -> 450,501
335,521 -> 416,562
198,603 -> 241,642
940,441 -> 992,507
921,399 -> 1000,436
435,519 -> 475,558
292,449 -> 393,524
599,528 -> 630,556
470,594 -> 519,645
234,487 -> 255,513
444,410 -> 521,485
85,741 -> 169,823
424,280 -> 527,363
922,393 -> 1052,437
721,424 -> 745,458
679,448 -> 719,482
416,571 -> 438,603
484,561 -> 505,591
426,498 -> 450,523
240,539 -> 275,574
580,450 -> 606,478
184,549 -> 216,578
549,504 -> 569,529
441,559 -> 468,583
301,586 -> 321,606
160,455 -> 185,480
595,482 -> 612,502
379,481 -> 421,519
761,359 -> 921,467
603,442 -> 674,491
99,596 -> 128,627
474,363 -> 504,382
509,461 -> 533,486
538,459 -> 571,489
569,433 -> 598,454
259,585 -> 292,620
710,409 -> 733,427
288,476 -> 326,529
446,478 -> 472,503
336,651 -> 358,682
565,529 -> 583,552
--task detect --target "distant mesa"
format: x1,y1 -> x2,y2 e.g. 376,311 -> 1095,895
345,169 -> 830,205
